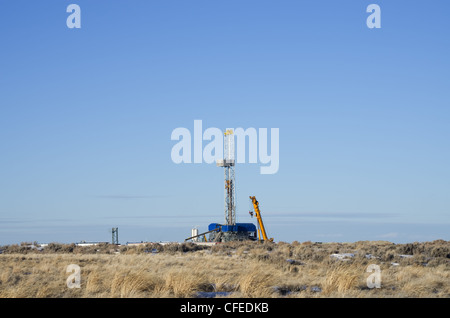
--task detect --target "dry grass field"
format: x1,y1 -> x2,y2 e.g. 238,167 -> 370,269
0,240 -> 448,298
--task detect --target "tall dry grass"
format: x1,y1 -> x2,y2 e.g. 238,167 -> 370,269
0,240 -> 448,298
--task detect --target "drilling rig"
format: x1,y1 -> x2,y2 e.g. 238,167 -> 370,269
186,128 -> 273,243
216,129 -> 236,226
207,129 -> 257,242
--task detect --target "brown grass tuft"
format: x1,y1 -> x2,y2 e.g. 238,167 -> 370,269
322,263 -> 362,295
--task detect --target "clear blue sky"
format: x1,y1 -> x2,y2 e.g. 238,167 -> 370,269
0,1 -> 449,245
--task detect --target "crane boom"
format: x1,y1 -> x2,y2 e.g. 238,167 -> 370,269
249,196 -> 273,242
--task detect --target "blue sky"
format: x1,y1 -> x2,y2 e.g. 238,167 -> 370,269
0,1 -> 449,245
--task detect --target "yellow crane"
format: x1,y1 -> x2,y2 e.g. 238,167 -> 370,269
249,196 -> 273,242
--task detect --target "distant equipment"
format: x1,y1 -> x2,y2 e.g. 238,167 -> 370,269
191,228 -> 199,242
112,227 -> 119,245
184,227 -> 219,242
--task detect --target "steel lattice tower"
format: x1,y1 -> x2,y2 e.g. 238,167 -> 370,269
216,129 -> 236,226
111,227 -> 119,245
